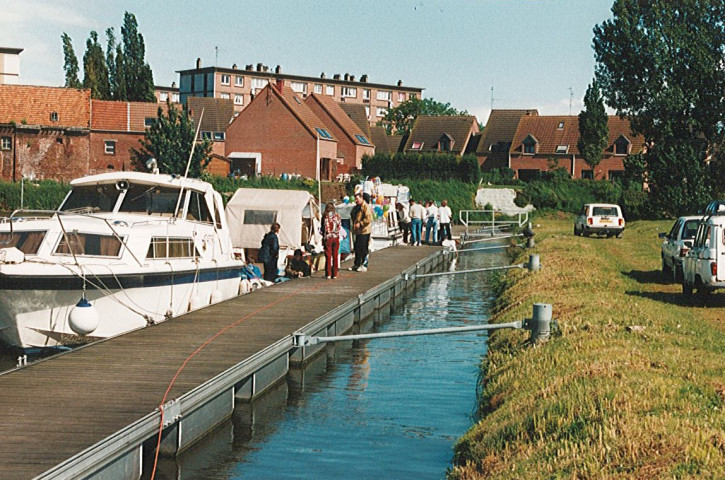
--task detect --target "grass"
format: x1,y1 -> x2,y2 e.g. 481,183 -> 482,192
450,212 -> 725,479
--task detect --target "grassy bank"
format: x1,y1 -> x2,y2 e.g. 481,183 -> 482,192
451,214 -> 725,479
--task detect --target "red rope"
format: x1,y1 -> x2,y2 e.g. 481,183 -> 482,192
149,277 -> 332,479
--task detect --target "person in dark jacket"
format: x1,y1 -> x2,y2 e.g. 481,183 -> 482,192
285,249 -> 312,278
259,222 -> 280,282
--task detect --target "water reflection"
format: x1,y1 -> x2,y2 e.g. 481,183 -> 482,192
146,248 -> 504,480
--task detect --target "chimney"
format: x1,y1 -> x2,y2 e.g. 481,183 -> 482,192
246,64 -> 253,71
196,58 -> 202,69
275,65 -> 282,74
397,80 -> 403,86
275,79 -> 284,92
171,81 -> 176,88
320,72 -> 326,79
360,74 -> 368,82
350,75 -> 355,82
333,74 -> 341,80
256,63 -> 263,71
344,73 -> 350,81
232,63 -> 238,69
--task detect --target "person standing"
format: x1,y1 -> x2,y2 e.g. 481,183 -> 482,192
349,192 -> 372,271
409,199 -> 425,246
396,202 -> 411,244
321,203 -> 342,279
424,200 -> 439,245
438,199 -> 452,244
259,222 -> 280,282
362,177 -> 375,204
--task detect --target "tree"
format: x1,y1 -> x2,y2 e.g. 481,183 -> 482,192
83,31 -> 111,99
61,33 -> 81,88
577,80 -> 609,170
380,97 -> 468,135
121,12 -> 155,102
593,0 -> 725,212
131,102 -> 212,178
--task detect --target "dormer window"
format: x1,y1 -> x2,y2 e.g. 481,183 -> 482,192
50,112 -> 59,123
614,135 -> 631,155
557,121 -> 565,130
438,133 -> 454,152
522,135 -> 538,154
555,145 -> 569,154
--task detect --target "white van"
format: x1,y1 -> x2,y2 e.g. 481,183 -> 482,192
682,213 -> 725,296
574,203 -> 625,238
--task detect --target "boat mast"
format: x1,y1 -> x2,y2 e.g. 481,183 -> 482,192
173,108 -> 205,222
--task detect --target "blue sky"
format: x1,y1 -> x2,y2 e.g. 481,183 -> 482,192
1,0 -> 614,123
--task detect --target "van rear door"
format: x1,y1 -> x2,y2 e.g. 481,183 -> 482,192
719,225 -> 725,282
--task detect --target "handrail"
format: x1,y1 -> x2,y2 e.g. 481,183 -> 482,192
458,209 -> 528,235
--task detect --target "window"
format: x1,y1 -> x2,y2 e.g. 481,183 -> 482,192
213,132 -> 225,141
234,94 -> 244,105
220,74 -> 231,85
0,231 -> 46,254
365,106 -> 370,117
314,84 -> 323,94
398,92 -> 405,102
118,184 -> 180,216
55,233 -> 123,257
341,87 -> 357,98
235,75 -> 244,87
411,141 -> 424,150
557,121 -> 565,129
50,112 -> 59,122
522,136 -> 537,154
291,82 -> 307,94
172,93 -> 180,103
244,210 -> 277,225
355,134 -> 371,145
325,85 -> 334,96
252,78 -> 267,89
377,90 -> 391,101
1,136 -> 11,150
104,140 -> 116,155
439,137 -> 452,152
555,145 -> 569,154
581,169 -> 593,179
201,131 -> 213,140
376,107 -> 387,117
186,191 -> 213,223
363,89 -> 370,100
315,127 -> 333,139
147,237 -> 199,259
614,136 -> 630,155
61,183 -> 121,213
410,93 -> 417,100
220,92 -> 230,100
144,117 -> 155,127
159,92 -> 168,102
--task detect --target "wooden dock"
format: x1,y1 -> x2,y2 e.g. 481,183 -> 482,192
0,245 -> 446,480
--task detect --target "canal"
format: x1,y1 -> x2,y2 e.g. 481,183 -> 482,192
147,247 -> 504,479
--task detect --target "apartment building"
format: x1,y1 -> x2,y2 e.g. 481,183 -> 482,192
0,47 -> 22,85
177,59 -> 424,125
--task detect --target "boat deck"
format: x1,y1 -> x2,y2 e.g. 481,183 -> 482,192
0,245 -> 442,479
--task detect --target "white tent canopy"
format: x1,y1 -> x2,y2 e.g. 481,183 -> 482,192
225,188 -> 321,251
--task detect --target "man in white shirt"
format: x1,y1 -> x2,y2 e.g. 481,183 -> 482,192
362,178 -> 375,204
424,200 -> 439,245
437,199 -> 452,245
408,199 -> 426,246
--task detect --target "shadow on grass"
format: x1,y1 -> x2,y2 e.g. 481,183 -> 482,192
626,289 -> 725,308
623,269 -> 666,285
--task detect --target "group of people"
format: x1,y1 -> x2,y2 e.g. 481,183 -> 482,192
257,192 -> 373,282
396,199 -> 452,246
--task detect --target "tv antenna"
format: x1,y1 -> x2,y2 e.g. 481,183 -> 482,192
568,87 -> 574,115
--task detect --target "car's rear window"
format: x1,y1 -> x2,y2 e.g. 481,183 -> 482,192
592,207 -> 618,216
683,220 -> 699,240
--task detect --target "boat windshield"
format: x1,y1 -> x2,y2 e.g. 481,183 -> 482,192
119,183 -> 181,216
60,184 -> 121,213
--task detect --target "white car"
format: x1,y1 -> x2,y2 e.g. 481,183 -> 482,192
659,216 -> 700,283
682,212 -> 725,297
574,203 -> 625,238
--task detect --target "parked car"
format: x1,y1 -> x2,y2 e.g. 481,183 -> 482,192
659,216 -> 700,283
703,200 -> 725,214
682,212 -> 725,297
574,203 -> 625,238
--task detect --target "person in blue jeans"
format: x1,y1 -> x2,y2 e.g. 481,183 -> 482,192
408,199 -> 425,246
424,200 -> 439,245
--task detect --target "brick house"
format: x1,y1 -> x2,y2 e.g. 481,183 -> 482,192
90,99 -> 163,175
508,115 -> 645,181
304,93 -> 374,175
0,85 -> 91,182
402,115 -> 480,155
477,109 -> 539,172
225,82 -> 338,180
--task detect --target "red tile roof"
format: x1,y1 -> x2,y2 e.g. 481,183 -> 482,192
477,109 -> 538,154
91,100 -> 163,131
0,85 -> 90,128
403,115 -> 479,155
306,94 -> 370,145
267,84 -> 336,142
187,97 -> 235,133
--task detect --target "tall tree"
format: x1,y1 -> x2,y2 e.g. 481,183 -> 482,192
121,12 -> 155,102
380,97 -> 468,135
61,33 -> 81,88
577,80 -> 609,170
131,103 -> 212,178
593,0 -> 725,212
83,31 -> 111,99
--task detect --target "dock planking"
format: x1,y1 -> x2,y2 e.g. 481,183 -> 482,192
0,245 -> 443,479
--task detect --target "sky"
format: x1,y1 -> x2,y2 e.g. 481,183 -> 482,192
0,0 -> 615,124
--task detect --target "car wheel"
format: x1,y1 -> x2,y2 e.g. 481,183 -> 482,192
583,231 -> 590,237
661,257 -> 671,283
574,225 -> 580,236
682,280 -> 693,297
674,264 -> 683,284
616,231 -> 623,238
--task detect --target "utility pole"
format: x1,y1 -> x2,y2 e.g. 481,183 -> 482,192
568,87 -> 574,115
490,86 -> 494,111
215,46 -> 219,66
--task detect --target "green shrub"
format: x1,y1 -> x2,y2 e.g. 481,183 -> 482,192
0,179 -> 71,211
362,152 -> 479,183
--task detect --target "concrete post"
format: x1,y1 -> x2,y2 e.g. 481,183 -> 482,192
530,303 -> 551,345
527,254 -> 540,272
526,237 -> 535,248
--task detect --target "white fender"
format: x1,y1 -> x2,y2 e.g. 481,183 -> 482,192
68,298 -> 99,335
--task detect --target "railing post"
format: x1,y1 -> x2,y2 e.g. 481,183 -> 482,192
529,303 -> 551,345
527,254 -> 540,272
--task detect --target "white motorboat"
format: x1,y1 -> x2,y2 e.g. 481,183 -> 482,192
0,171 -> 247,350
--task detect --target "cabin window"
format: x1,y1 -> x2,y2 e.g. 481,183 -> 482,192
55,232 -> 123,257
147,237 -> 199,259
243,210 -> 277,225
0,231 -> 46,254
60,184 -> 122,213
187,191 -> 213,223
119,184 -> 179,216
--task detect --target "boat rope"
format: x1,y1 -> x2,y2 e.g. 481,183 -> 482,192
149,276 -> 331,480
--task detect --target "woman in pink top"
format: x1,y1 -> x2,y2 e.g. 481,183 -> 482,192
321,203 -> 342,278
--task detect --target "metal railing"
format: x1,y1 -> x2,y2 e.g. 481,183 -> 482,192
458,209 -> 529,235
